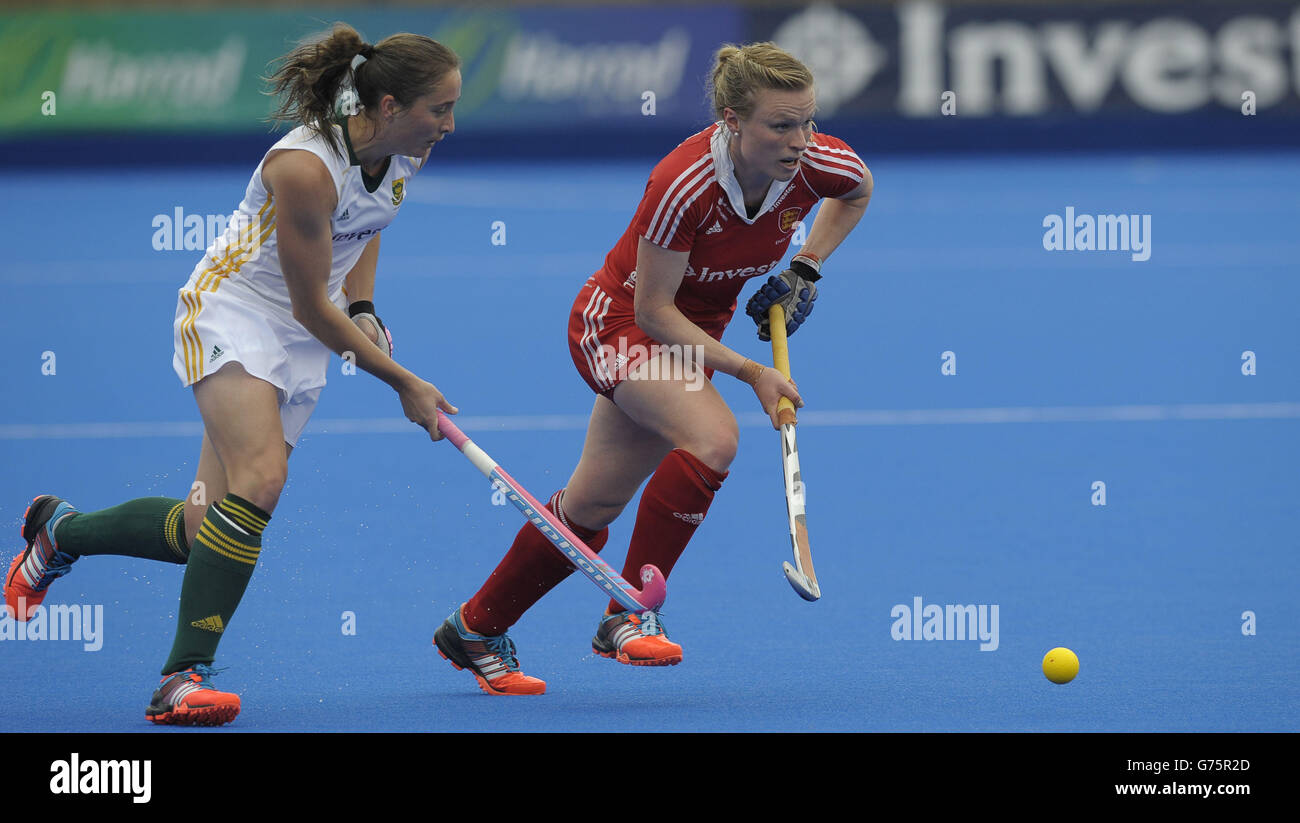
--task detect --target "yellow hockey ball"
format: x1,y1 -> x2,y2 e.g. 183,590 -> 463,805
1042,647 -> 1079,684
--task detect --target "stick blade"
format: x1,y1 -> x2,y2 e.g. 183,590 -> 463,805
782,561 -> 821,601
636,564 -> 668,611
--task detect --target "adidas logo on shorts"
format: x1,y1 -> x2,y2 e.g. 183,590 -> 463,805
209,346 -> 225,364
672,512 -> 704,525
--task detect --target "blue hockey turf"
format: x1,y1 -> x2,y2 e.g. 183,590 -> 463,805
0,150 -> 1296,732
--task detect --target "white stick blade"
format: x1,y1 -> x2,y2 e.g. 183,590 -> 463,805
782,561 -> 821,601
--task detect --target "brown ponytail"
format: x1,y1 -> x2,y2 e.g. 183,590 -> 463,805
266,22 -> 460,158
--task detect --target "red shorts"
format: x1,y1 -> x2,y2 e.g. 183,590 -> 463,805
568,280 -> 725,400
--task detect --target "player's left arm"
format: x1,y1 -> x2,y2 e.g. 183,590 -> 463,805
745,170 -> 873,340
343,233 -> 393,356
344,232 -> 380,303
798,169 -> 873,264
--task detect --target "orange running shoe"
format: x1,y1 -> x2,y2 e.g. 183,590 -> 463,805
434,606 -> 546,696
592,609 -> 683,666
5,496 -> 78,621
146,665 -> 241,726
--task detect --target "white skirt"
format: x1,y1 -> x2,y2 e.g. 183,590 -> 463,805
172,276 -> 339,447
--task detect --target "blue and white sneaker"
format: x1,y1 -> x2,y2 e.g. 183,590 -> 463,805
5,495 -> 78,621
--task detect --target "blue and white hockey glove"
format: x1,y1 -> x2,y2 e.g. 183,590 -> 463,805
745,253 -> 821,342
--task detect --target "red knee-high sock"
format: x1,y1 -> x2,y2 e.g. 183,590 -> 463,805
608,448 -> 727,614
463,490 -> 608,636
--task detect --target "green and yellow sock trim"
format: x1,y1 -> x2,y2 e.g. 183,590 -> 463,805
163,502 -> 188,561
199,495 -> 270,567
219,495 -> 270,535
198,522 -> 259,565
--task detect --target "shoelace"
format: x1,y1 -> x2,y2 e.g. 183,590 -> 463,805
13,507 -> 76,588
34,550 -> 75,585
635,610 -> 665,637
8,544 -> 74,589
485,635 -> 521,671
182,664 -> 228,689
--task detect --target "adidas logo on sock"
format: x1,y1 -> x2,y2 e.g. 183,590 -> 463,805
209,346 -> 225,364
191,615 -> 225,633
672,512 -> 705,525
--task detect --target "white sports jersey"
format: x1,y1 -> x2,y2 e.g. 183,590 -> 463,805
179,119 -> 423,315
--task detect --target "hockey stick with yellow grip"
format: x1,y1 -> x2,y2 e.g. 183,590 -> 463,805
768,304 -> 821,601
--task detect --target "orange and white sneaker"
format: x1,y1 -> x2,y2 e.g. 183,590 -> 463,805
433,606 -> 546,696
146,665 -> 241,727
592,609 -> 683,666
5,495 -> 78,621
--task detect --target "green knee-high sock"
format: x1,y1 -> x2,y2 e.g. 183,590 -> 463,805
162,494 -> 270,675
55,497 -> 189,563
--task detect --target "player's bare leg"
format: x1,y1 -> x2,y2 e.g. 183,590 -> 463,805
183,434 -> 227,549
607,351 -> 739,474
190,363 -> 289,517
576,351 -> 736,665
184,430 -> 293,549
148,363 -> 285,726
559,394 -> 675,531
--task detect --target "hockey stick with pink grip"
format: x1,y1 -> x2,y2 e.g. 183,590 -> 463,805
435,411 -> 667,613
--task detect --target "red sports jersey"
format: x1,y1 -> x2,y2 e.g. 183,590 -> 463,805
589,122 -> 867,328
571,122 -> 866,397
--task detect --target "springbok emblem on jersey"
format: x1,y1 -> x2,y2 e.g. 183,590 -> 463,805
391,178 -> 405,206
779,207 -> 802,233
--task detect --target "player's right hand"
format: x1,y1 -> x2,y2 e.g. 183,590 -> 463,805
752,366 -> 803,429
399,378 -> 458,441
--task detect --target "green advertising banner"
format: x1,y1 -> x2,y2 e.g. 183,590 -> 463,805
0,12 -> 306,133
0,7 -> 734,136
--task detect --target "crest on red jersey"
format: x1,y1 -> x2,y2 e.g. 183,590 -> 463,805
779,207 -> 802,233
